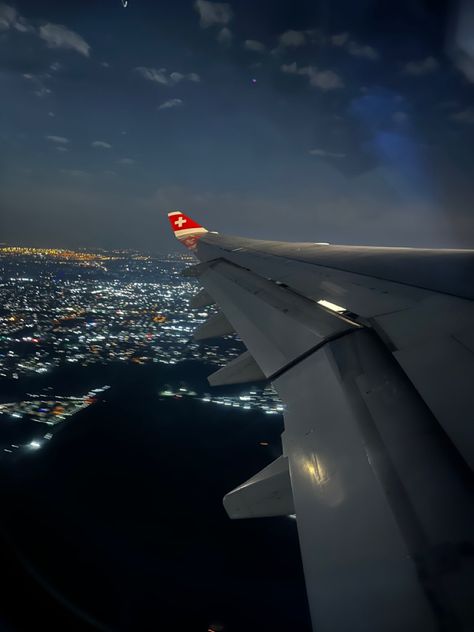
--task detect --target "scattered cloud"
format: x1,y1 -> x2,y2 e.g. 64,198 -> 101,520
450,49 -> 474,84
347,40 -> 379,60
0,5 -> 90,62
22,73 -> 52,98
92,140 -> 112,149
330,33 -> 379,60
0,3 -> 33,33
447,0 -> 474,84
185,72 -> 200,82
101,61 -> 110,68
39,23 -> 90,57
217,26 -> 232,45
331,32 -> 349,47
305,28 -> 326,45
135,66 -> 200,86
34,86 -> 52,98
281,62 -> 297,73
136,67 -> 170,85
278,30 -> 306,47
403,56 -> 438,76
309,148 -> 346,158
393,111 -> 408,124
194,0 -> 233,28
158,98 -> 183,110
243,39 -> 266,53
281,62 -> 343,91
48,111 -> 55,117
451,107 -> 474,124
118,158 -> 135,165
56,146 -> 68,152
46,135 -> 69,144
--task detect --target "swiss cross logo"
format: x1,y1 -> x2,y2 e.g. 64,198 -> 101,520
174,216 -> 187,228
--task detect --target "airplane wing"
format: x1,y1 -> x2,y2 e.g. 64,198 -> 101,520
167,210 -> 474,632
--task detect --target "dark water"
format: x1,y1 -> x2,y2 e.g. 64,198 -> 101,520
0,362 -> 311,631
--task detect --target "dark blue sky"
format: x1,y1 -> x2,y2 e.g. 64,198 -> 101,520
1,0 -> 473,250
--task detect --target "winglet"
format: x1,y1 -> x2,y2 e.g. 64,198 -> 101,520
168,210 -> 208,250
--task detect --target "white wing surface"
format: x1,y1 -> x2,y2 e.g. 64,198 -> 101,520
168,210 -> 474,632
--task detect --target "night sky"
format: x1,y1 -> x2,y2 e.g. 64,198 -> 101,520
1,0 -> 473,251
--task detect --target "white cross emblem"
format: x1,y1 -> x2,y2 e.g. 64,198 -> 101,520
174,216 -> 187,228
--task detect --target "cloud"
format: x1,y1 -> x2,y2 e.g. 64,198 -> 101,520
158,98 -> 183,110
452,53 -> 474,83
403,56 -> 438,76
281,62 -> 299,73
243,39 -> 266,53
194,0 -> 233,28
309,148 -> 346,158
118,158 -> 135,165
451,107 -> 474,124
330,33 -> 379,60
278,30 -> 306,47
56,146 -> 68,152
307,69 -> 343,90
447,0 -> 474,84
92,140 -> 112,149
281,62 -> 343,91
217,27 -> 232,45
39,23 -> 90,57
393,111 -> 408,124
22,73 -> 52,98
46,135 -> 69,144
34,85 -> 52,98
331,32 -> 349,47
0,3 -> 33,33
135,66 -> 200,86
347,40 -> 379,60
0,6 -> 89,62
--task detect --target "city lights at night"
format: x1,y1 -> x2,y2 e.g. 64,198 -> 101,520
0,246 -> 283,458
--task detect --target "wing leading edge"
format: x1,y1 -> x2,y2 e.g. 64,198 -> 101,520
167,211 -> 474,632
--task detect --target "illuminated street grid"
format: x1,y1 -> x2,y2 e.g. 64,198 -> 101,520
0,247 -> 237,375
159,384 -> 284,415
0,247 -> 283,415
0,386 -> 110,454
